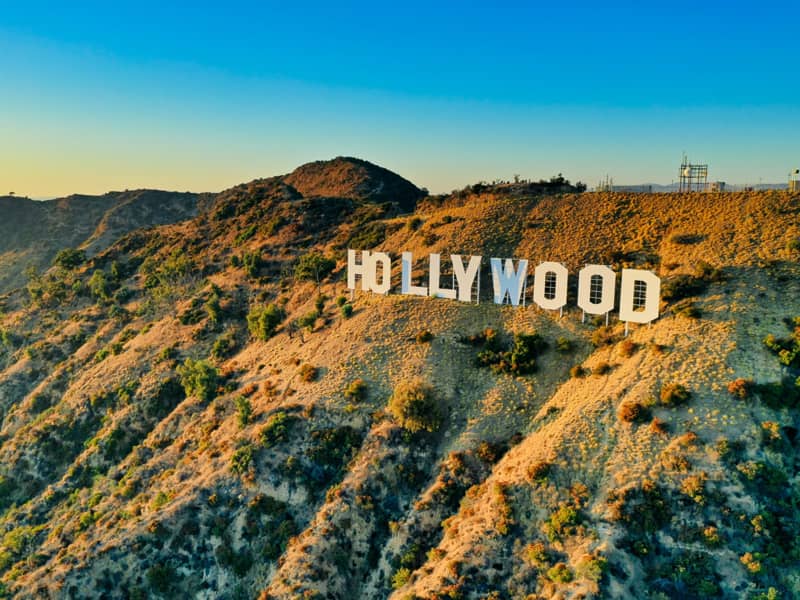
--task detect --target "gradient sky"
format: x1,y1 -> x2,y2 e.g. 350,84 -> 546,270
1,1 -> 798,197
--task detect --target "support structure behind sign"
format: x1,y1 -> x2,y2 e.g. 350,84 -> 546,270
679,154 -> 708,192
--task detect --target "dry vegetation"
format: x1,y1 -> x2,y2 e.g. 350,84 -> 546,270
0,158 -> 797,599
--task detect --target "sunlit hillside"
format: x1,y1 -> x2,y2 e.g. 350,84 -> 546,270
0,158 -> 797,600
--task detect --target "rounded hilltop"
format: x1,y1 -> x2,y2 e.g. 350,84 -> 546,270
283,156 -> 426,212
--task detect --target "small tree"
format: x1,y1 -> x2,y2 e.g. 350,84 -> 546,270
177,358 -> 219,402
247,304 -> 284,340
53,248 -> 86,270
88,270 -> 111,301
294,253 -> 336,289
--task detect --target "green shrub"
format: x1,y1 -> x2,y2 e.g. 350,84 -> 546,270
235,396 -> 252,428
156,345 -> 178,364
247,304 -> 284,340
556,337 -> 572,353
661,274 -> 707,301
216,542 -> 253,576
344,378 -> 367,402
259,411 -> 299,448
231,442 -> 254,475
525,541 -> 550,568
88,270 -> 111,301
147,564 -> 176,593
407,216 -> 423,230
477,332 -> 545,375
754,378 -> 800,409
666,551 -> 721,596
341,303 -> 353,318
546,562 -> 574,583
576,554 -> 607,582
204,292 -> 222,327
211,332 -> 237,359
234,224 -> 257,245
262,516 -> 296,559
177,358 -> 219,402
752,587 -> 781,600
543,504 -> 581,542
670,233 -> 703,245
265,215 -> 286,236
306,427 -> 362,484
694,260 -> 724,282
388,380 -> 442,433
347,221 -> 386,249
0,327 -> 17,349
392,567 -> 411,589
53,248 -> 86,270
296,310 -> 318,331
151,491 -> 170,510
294,253 -> 336,285
763,323 -> 800,369
241,251 -> 262,278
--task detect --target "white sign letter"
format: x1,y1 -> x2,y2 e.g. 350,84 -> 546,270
452,255 -> 481,303
371,252 -> 392,295
619,269 -> 660,324
429,253 -> 457,300
490,258 -> 528,306
401,252 -> 427,296
577,265 -> 616,315
347,249 -> 371,291
532,262 -> 568,311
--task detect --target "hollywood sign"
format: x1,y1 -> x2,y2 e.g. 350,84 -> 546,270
347,250 -> 661,324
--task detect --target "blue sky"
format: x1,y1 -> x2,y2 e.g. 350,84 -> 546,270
1,1 -> 798,196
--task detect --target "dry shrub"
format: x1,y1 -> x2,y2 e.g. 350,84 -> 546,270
570,365 -> 586,378
659,383 -> 691,406
649,417 -> 669,436
619,339 -> 637,357
527,461 -> 552,483
618,401 -> 650,423
727,378 -> 753,399
299,364 -> 318,382
593,362 -> 612,376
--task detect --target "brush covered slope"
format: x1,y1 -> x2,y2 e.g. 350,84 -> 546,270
0,190 -> 215,294
0,160 -> 798,600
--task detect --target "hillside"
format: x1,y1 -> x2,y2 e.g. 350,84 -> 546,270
0,159 -> 797,600
0,190 -> 214,294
